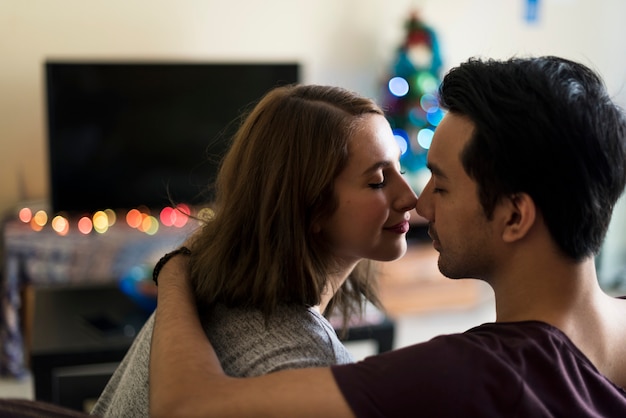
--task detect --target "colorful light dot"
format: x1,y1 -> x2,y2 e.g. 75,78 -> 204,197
197,207 -> 215,222
426,107 -> 444,126
33,210 -> 48,227
393,129 -> 410,156
29,218 -> 43,232
143,215 -> 159,235
18,207 -> 32,223
93,210 -> 109,234
417,128 -> 435,149
419,93 -> 438,112
104,209 -> 117,226
51,215 -> 70,236
388,76 -> 410,97
126,209 -> 143,228
160,207 -> 175,227
78,216 -> 93,234
173,204 -> 191,228
416,72 -> 439,94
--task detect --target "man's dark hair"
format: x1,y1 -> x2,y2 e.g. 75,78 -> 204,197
439,56 -> 626,261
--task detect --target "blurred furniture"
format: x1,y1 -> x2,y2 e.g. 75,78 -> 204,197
0,398 -> 92,418
30,284 -> 149,412
1,218 -> 191,378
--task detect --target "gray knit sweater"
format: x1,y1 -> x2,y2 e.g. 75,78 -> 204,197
91,304 -> 353,417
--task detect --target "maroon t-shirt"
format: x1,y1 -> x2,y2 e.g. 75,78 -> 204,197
332,320 -> 626,417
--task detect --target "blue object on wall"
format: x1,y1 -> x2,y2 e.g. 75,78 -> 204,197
526,0 -> 540,23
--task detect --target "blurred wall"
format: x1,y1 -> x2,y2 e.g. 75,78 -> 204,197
1,0 -> 625,220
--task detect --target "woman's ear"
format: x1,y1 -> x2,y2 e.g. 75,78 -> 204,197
501,193 -> 536,243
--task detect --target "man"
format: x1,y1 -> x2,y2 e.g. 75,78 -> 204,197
149,56 -> 626,417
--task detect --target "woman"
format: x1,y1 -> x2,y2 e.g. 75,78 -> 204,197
92,84 -> 417,417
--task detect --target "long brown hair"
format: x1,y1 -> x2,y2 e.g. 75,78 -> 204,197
189,84 -> 384,327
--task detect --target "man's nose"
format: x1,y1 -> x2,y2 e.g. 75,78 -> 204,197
415,182 -> 432,220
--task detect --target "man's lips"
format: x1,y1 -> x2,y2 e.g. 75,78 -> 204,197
427,225 -> 438,241
428,227 -> 441,249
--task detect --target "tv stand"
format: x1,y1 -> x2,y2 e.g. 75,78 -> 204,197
30,284 -> 150,411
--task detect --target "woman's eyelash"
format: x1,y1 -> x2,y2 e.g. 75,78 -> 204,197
369,181 -> 385,189
369,168 -> 404,189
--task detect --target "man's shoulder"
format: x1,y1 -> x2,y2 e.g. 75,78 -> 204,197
335,321 -> 581,388
332,321 -> 626,417
395,321 -> 576,363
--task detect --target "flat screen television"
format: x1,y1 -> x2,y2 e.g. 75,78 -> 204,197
45,61 -> 300,215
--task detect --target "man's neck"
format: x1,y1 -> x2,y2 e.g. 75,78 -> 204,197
491,254 -> 600,324
493,252 -> 626,388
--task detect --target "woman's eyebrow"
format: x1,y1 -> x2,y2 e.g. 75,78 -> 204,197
361,160 -> 392,176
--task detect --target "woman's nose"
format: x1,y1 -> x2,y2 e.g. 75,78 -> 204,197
396,177 -> 418,212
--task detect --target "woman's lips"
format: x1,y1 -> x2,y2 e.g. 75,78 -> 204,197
384,220 -> 409,234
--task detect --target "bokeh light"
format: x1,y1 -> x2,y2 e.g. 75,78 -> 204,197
417,128 -> 435,149
33,210 -> 48,227
426,107 -> 444,126
51,215 -> 70,236
197,207 -> 216,222
176,203 -> 191,215
388,76 -> 410,97
415,72 -> 439,94
126,209 -> 143,228
419,93 -> 438,112
15,203 -> 198,236
159,205 -> 192,229
104,209 -> 117,226
29,218 -> 43,232
78,216 -> 93,234
18,207 -> 32,223
173,204 -> 190,228
393,129 -> 410,156
93,210 -> 109,234
141,215 -> 159,235
159,206 -> 175,227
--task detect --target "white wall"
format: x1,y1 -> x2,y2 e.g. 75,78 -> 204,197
1,0 -> 625,220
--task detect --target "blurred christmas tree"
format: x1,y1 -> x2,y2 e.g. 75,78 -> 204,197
381,12 -> 444,192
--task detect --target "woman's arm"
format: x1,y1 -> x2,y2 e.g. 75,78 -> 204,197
149,255 -> 354,418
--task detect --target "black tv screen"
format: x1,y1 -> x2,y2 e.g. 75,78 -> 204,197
45,61 -> 299,215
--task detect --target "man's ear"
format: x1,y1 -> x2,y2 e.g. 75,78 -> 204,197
501,193 -> 536,243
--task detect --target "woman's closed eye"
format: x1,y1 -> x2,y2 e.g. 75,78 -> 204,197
369,167 -> 406,189
368,180 -> 385,189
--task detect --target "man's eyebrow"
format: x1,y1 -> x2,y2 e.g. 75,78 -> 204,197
426,162 -> 448,179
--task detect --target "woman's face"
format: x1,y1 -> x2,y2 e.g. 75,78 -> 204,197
318,114 -> 418,268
